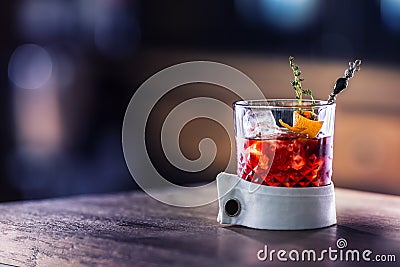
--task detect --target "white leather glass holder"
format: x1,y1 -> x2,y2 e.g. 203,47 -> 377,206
217,172 -> 336,230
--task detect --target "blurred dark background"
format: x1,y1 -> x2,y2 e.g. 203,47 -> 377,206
1,0 -> 399,201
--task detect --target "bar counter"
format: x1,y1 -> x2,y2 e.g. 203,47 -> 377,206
0,186 -> 399,266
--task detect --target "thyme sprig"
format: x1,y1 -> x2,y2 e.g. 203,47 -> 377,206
289,56 -> 316,118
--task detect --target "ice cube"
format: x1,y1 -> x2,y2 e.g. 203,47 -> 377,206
243,109 -> 280,138
292,154 -> 306,170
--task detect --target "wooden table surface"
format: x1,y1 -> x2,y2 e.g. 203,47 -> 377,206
0,187 -> 399,267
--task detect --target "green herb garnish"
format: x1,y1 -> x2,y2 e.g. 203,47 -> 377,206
289,56 -> 316,118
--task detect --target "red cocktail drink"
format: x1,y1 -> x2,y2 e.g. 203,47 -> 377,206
236,132 -> 333,187
234,99 -> 336,187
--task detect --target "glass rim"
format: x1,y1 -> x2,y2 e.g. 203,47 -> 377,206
233,99 -> 335,109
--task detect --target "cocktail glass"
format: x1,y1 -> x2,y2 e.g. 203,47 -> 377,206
233,99 -> 336,187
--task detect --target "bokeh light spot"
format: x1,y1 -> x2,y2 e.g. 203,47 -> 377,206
8,44 -> 53,89
259,0 -> 319,31
381,0 -> 400,32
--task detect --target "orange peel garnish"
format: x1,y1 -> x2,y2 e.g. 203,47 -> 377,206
279,111 -> 323,138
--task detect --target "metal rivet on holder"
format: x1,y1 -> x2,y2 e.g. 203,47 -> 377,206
224,198 -> 241,217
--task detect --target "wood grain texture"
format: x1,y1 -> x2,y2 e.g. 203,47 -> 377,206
0,188 -> 399,267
